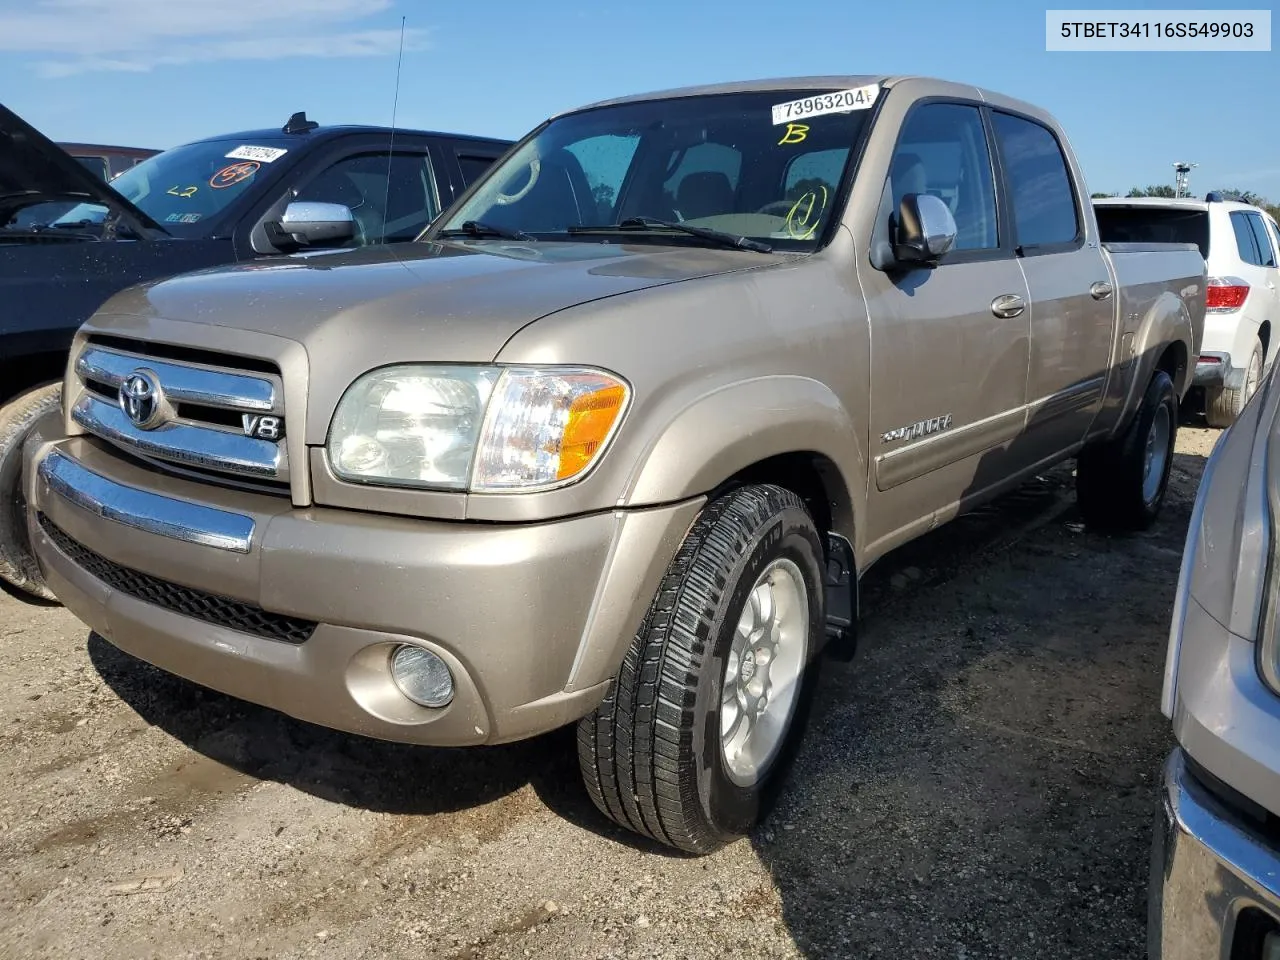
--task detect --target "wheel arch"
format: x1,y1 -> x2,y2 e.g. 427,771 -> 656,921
1117,290 -> 1197,434
620,375 -> 864,553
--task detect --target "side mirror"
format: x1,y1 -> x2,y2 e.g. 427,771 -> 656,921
893,193 -> 957,265
271,201 -> 356,248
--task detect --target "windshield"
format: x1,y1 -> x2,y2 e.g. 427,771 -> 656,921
52,137 -> 293,235
432,87 -> 877,251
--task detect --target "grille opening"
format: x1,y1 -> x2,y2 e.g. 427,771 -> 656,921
175,402 -> 247,429
1230,908 -> 1279,960
39,515 -> 315,644
86,334 -> 280,375
84,379 -> 116,401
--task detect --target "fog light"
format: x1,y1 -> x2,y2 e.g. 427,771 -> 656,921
389,645 -> 454,708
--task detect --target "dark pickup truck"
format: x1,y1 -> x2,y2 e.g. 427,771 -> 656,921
0,104 -> 511,599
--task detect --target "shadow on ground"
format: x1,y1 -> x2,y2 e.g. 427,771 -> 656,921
85,634 -> 652,849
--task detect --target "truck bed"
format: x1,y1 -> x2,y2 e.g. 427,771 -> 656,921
1098,240 -> 1207,432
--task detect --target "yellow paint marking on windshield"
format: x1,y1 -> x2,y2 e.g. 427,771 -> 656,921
166,186 -> 198,198
777,123 -> 809,146
785,185 -> 828,239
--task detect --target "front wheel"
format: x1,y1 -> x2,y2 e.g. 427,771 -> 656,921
577,484 -> 825,855
1076,370 -> 1177,532
0,382 -> 61,601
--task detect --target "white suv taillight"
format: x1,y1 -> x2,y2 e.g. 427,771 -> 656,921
1206,275 -> 1250,312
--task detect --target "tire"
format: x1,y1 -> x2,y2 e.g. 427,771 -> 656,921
577,484 -> 826,855
1205,336 -> 1263,428
0,382 -> 62,601
1076,370 -> 1177,532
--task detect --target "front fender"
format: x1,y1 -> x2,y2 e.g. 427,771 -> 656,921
620,375 -> 864,542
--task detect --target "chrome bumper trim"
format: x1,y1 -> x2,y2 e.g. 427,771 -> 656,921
1149,748 -> 1280,958
38,449 -> 256,553
76,346 -> 276,412
71,393 -> 285,481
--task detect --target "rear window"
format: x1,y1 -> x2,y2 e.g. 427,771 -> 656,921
1094,206 -> 1210,259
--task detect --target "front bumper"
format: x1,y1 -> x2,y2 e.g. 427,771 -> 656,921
1150,749 -> 1280,959
25,435 -> 701,746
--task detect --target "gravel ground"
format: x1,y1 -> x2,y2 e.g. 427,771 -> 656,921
0,427 -> 1218,959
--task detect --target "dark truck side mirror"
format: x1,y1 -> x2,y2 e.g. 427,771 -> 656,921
267,201 -> 357,250
893,193 -> 957,265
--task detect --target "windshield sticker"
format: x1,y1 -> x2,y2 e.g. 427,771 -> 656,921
225,145 -> 288,163
179,213 -> 202,223
209,161 -> 260,189
166,185 -> 198,198
165,213 -> 182,222
785,186 -> 829,240
778,123 -> 809,146
771,84 -> 880,125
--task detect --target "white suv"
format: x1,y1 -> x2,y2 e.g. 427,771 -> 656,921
1095,195 -> 1280,426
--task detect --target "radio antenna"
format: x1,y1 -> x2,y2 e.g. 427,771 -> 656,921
381,14 -> 406,244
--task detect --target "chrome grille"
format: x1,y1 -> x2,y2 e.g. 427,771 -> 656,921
73,341 -> 289,493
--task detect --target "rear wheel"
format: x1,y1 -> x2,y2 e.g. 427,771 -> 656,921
0,382 -> 61,601
1205,336 -> 1263,428
1076,370 -> 1177,532
577,484 -> 825,855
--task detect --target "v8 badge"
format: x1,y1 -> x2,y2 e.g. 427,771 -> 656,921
242,414 -> 283,441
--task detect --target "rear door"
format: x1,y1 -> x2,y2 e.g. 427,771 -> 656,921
990,110 -> 1114,461
859,99 -> 1031,548
1240,210 -> 1280,323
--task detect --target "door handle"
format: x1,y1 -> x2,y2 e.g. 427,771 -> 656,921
991,294 -> 1025,319
1090,280 -> 1114,300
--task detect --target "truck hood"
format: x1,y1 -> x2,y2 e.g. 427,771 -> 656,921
90,240 -> 791,442
0,102 -> 165,236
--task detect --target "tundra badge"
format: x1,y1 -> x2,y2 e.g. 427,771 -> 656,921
882,414 -> 953,444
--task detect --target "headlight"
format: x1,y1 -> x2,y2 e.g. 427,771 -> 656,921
327,364 -> 629,492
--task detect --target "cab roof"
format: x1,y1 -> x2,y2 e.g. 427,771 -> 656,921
183,122 -> 511,148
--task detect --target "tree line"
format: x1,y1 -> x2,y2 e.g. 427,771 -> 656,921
1090,186 -> 1280,221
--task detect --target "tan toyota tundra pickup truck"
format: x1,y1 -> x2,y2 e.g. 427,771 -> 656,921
22,75 -> 1206,854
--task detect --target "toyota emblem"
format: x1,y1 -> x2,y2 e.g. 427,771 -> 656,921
118,370 -> 166,430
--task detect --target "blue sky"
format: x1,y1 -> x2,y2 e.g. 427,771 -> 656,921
1,0 -> 1276,199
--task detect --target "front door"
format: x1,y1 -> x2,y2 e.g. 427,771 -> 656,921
859,101 -> 1031,553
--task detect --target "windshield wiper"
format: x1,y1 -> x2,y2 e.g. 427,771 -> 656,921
437,220 -> 532,241
568,216 -> 772,253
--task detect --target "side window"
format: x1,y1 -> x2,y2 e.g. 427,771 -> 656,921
991,112 -> 1079,248
1246,212 -> 1277,268
565,134 -> 640,220
1231,211 -> 1264,265
783,147 -> 848,201
663,142 -> 742,221
293,152 -> 440,245
891,103 -> 998,251
1268,217 -> 1280,264
457,153 -> 499,187
75,156 -> 108,180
